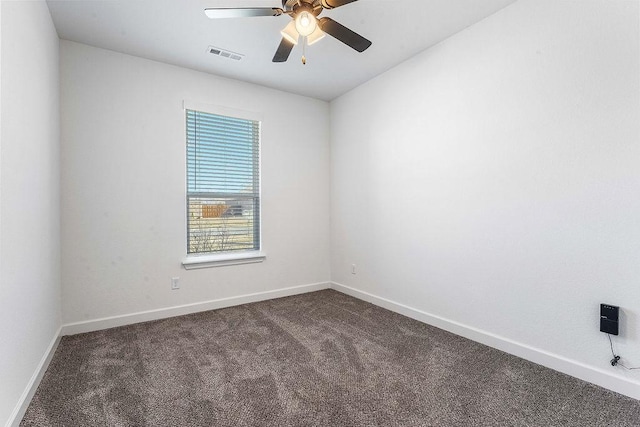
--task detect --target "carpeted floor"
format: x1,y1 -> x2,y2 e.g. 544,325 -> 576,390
21,290 -> 640,426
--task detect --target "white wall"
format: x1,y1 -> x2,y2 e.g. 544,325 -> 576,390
0,0 -> 61,424
60,41 -> 330,324
330,0 -> 640,397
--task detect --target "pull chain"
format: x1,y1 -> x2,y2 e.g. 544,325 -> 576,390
302,36 -> 307,65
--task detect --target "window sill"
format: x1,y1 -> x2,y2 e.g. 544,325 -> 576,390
182,251 -> 266,270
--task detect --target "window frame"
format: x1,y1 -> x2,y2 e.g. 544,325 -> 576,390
181,101 -> 265,269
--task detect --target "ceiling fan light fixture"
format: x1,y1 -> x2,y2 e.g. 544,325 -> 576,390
306,26 -> 325,46
295,11 -> 317,37
280,20 -> 299,45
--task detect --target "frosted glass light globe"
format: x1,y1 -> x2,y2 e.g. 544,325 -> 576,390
295,11 -> 316,37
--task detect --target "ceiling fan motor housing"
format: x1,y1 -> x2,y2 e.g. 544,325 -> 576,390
282,0 -> 323,15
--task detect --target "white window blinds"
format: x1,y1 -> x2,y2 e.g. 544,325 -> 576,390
186,109 -> 260,254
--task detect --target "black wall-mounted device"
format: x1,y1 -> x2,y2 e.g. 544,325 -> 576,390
600,304 -> 619,335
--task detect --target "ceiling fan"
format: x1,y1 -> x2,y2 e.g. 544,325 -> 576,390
204,0 -> 372,64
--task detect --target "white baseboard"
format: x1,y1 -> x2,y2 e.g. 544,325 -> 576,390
330,282 -> 640,401
6,327 -> 62,427
61,281 -> 331,336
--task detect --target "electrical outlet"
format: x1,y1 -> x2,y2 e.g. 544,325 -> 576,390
351,264 -> 356,275
171,277 -> 180,290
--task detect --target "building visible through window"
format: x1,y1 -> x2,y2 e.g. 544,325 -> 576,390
186,109 -> 260,254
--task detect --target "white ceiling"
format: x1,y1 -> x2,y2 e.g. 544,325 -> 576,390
46,0 -> 517,101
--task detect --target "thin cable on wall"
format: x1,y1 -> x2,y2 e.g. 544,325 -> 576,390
607,334 -> 640,370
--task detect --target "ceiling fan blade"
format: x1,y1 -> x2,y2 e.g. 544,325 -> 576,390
272,37 -> 295,62
204,7 -> 284,19
320,0 -> 358,9
318,17 -> 371,52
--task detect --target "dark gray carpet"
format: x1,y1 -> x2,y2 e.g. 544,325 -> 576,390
21,290 -> 640,426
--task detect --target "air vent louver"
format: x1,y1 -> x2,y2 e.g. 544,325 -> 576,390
208,46 -> 244,61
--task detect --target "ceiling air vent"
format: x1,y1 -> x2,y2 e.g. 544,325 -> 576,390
208,46 -> 244,61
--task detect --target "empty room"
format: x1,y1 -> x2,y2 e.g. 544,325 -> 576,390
1,0 -> 639,425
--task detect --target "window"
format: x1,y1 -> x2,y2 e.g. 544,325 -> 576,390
185,108 -> 261,263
